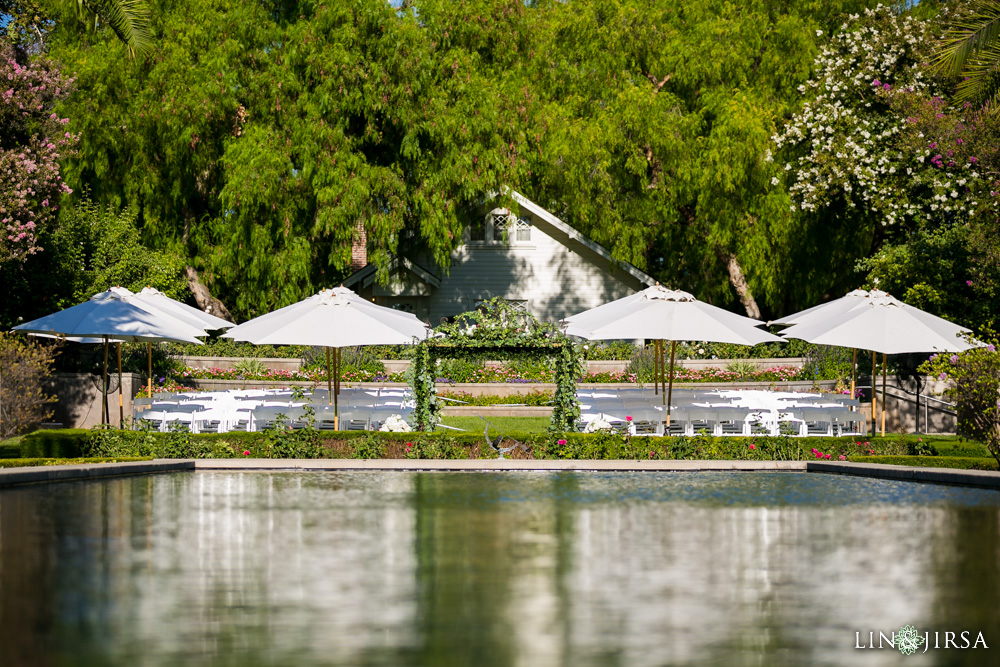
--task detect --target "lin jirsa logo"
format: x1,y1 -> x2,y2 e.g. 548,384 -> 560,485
855,625 -> 988,655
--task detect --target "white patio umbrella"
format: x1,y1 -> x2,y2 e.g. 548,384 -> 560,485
780,290 -> 979,435
222,287 -> 428,425
563,285 -> 783,424
128,287 -> 233,398
13,289 -> 206,425
771,289 -> 872,401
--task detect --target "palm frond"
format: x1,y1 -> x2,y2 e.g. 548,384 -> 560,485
81,0 -> 153,58
932,0 -> 1000,76
955,44 -> 1000,113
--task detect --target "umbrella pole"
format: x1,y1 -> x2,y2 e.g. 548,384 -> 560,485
147,343 -> 152,398
881,352 -> 887,437
102,336 -> 109,426
666,341 -> 677,426
326,348 -> 333,405
654,339 -> 660,395
117,342 -> 124,428
871,350 -> 876,436
851,349 -> 857,405
335,348 -> 341,428
661,341 -> 667,405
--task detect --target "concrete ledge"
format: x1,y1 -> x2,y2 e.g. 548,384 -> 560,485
194,459 -> 809,472
0,460 -> 195,488
807,461 -> 1000,489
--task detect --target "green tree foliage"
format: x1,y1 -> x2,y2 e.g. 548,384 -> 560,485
0,197 -> 185,327
49,0 -> 531,319
520,0 -> 873,317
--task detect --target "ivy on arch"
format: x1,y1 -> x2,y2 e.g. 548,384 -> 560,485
406,298 -> 584,432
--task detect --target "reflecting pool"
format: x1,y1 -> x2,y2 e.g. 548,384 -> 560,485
1,471 -> 999,666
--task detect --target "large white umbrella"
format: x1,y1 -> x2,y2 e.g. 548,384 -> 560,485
563,285 -> 783,424
13,289 -> 206,425
127,287 -> 233,398
780,290 -> 979,435
133,287 -> 233,332
223,287 -> 428,423
772,289 -> 873,402
771,289 -> 871,327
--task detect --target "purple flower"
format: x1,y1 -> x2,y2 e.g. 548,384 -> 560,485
988,345 -> 996,353
938,372 -> 947,381
882,83 -> 890,91
949,355 -> 959,364
970,157 -> 978,163
929,142 -> 937,149
967,280 -> 974,286
872,79 -> 882,86
956,138 -> 963,145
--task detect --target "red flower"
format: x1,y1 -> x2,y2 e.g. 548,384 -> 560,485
243,450 -> 250,457
749,444 -> 756,450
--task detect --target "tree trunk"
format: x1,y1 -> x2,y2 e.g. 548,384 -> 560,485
720,252 -> 761,319
185,266 -> 233,321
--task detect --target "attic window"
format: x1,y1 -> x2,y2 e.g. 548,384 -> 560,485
475,208 -> 531,244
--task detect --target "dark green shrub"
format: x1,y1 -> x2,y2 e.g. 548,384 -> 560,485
20,429 -> 91,458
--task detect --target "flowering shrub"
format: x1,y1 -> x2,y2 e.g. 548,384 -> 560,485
921,345 -> 1000,465
584,365 -> 808,384
772,5 -> 967,227
1,42 -> 77,262
170,366 -> 405,383
378,414 -> 413,432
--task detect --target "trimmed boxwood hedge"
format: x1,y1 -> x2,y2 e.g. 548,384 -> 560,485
2,428 -> 925,462
18,429 -> 91,458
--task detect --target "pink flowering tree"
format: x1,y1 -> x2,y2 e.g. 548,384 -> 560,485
0,40 -> 76,263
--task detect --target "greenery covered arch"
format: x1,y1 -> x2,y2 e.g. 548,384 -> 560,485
407,299 -> 584,432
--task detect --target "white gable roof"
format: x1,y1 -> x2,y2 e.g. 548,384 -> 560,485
508,190 -> 656,287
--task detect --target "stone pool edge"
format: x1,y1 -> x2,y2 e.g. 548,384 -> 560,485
1,459 -> 998,490
0,460 -> 194,487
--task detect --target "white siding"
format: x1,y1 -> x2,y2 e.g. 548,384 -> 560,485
424,211 -> 647,325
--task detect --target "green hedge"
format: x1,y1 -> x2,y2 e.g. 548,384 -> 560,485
4,428 -> 924,462
18,429 -> 91,458
0,457 -> 151,468
850,456 -> 999,471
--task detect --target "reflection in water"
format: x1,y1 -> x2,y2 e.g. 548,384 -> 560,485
0,471 -> 998,666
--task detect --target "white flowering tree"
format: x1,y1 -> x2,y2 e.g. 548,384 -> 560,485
771,5 -> 959,227
772,4 -> 1000,334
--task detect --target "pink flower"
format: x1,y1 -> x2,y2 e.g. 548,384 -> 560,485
825,453 -> 831,459
243,450 -> 250,457
839,455 -> 846,461
749,444 -> 756,450
625,415 -> 633,422
557,439 -> 567,446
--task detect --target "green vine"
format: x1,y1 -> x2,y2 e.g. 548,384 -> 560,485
408,298 -> 581,432
408,343 -> 440,431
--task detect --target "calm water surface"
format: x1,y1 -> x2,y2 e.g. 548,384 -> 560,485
1,471 -> 999,666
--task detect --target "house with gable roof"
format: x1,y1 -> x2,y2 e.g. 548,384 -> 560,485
344,190 -> 656,325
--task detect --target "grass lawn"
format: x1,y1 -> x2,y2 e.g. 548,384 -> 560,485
438,416 -> 552,435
